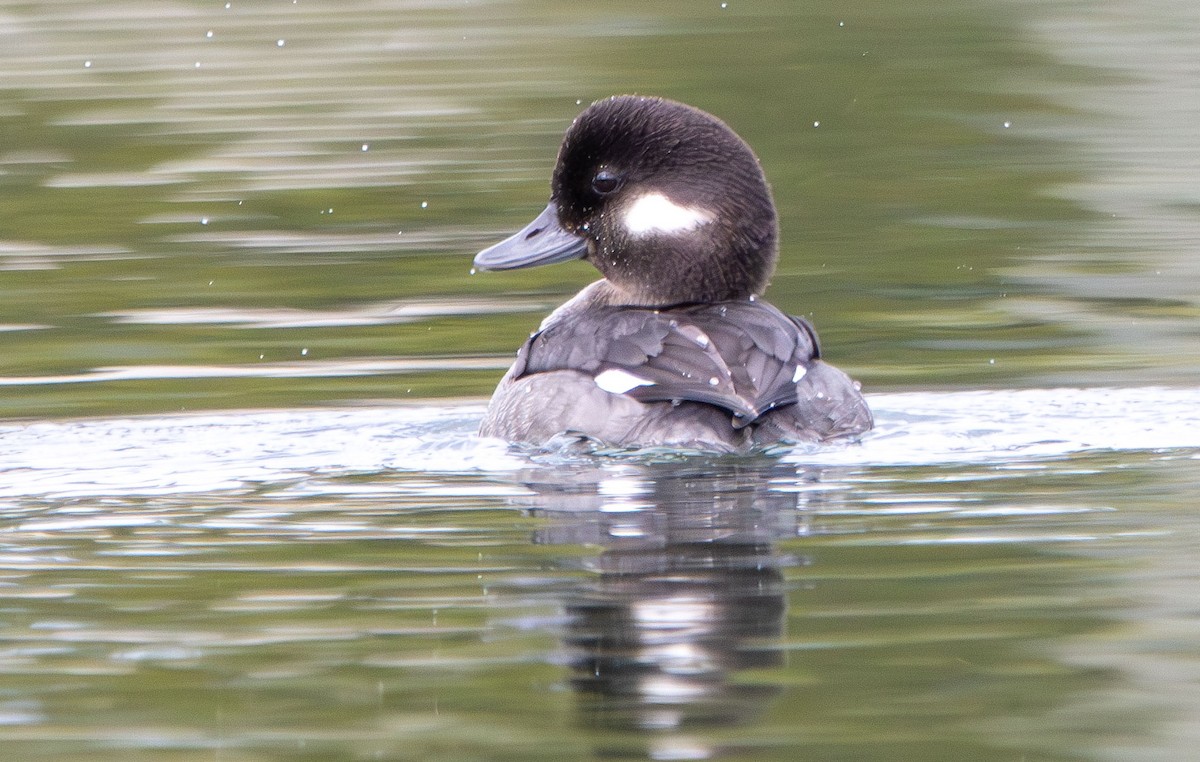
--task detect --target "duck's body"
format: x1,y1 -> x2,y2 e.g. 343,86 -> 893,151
473,96 -> 871,452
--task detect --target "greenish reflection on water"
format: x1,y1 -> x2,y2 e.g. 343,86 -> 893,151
2,1 -> 1199,761
2,0 -> 1194,418
2,449 -> 1198,760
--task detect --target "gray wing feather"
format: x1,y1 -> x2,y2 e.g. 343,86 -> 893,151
516,301 -> 824,427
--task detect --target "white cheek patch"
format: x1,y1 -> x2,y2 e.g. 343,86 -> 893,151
622,192 -> 713,236
595,368 -> 656,395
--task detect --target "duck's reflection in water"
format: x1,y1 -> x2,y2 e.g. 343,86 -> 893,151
517,458 -> 828,753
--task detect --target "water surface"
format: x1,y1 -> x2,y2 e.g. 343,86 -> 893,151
1,1 -> 1199,760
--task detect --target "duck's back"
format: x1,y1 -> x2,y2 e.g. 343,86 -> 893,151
479,300 -> 872,451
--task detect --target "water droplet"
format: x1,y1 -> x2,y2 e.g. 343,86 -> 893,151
200,217 -> 209,225
83,60 -> 92,68
813,120 -> 820,127
1003,121 -> 1012,128
301,348 -> 308,356
420,201 -> 428,209
989,358 -> 996,365
276,39 -> 286,47
708,377 -> 719,386
206,30 -> 214,38
361,143 -> 369,152
194,61 -> 201,68
469,267 -> 477,275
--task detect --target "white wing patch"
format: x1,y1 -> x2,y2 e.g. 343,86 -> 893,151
595,368 -> 656,395
675,324 -> 710,348
623,192 -> 713,236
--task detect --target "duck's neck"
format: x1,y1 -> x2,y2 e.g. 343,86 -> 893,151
541,279 -> 761,332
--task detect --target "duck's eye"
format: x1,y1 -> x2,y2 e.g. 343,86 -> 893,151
591,170 -> 622,196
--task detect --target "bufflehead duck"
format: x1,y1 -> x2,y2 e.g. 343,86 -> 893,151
473,95 -> 872,452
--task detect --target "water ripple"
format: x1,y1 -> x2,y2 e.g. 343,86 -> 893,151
0,387 -> 1196,500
